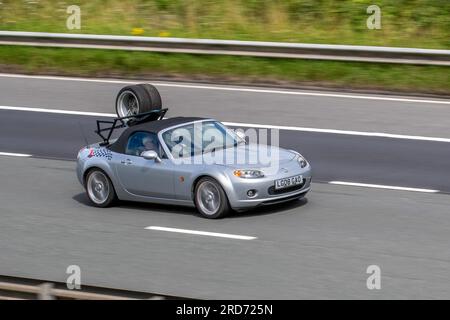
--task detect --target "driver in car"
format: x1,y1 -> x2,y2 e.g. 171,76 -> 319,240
140,135 -> 158,155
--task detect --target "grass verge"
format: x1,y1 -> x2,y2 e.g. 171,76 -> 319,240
1,0 -> 449,49
1,46 -> 449,95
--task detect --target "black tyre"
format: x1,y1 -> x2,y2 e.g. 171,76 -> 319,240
85,169 -> 117,208
115,84 -> 161,121
194,177 -> 230,219
138,83 -> 162,109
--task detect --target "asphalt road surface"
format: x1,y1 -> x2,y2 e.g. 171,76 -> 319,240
1,109 -> 450,192
0,74 -> 449,299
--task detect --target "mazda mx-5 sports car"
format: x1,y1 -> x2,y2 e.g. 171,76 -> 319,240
76,84 -> 312,218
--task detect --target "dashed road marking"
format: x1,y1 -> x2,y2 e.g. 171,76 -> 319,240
145,226 -> 257,240
0,152 -> 32,157
329,181 -> 439,193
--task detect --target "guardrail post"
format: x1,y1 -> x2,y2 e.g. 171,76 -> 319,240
38,283 -> 55,300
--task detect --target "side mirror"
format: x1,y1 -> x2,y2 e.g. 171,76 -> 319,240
141,150 -> 161,163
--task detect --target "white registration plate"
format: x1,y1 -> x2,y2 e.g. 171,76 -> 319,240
274,175 -> 303,190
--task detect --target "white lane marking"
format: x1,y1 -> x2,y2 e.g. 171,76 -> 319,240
0,152 -> 32,157
0,73 -> 449,105
0,105 -> 116,117
0,73 -> 136,85
145,226 -> 257,240
329,181 -> 439,193
223,121 -> 450,143
2,105 -> 450,143
154,84 -> 450,105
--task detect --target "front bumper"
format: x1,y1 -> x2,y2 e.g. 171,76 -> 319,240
225,166 -> 312,209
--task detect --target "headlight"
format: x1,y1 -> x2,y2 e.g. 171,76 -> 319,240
297,155 -> 308,168
233,169 -> 264,178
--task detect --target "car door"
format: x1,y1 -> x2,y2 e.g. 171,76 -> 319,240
115,131 -> 174,199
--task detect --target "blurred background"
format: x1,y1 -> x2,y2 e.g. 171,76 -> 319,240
0,1 -> 450,301
0,0 -> 448,94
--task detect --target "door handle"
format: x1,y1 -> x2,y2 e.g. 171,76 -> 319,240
121,159 -> 133,165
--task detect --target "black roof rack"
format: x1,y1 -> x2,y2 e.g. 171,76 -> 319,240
95,108 -> 168,146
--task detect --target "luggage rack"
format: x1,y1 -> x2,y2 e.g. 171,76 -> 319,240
95,108 -> 168,145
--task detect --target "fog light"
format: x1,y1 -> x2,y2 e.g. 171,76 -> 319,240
247,189 -> 257,198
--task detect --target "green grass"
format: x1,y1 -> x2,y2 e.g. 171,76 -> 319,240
0,0 -> 449,49
1,46 -> 448,94
1,1 -> 448,93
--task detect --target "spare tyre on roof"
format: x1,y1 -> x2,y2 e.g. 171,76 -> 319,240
115,84 -> 162,122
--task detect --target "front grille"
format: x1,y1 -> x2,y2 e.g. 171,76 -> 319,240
268,179 -> 306,195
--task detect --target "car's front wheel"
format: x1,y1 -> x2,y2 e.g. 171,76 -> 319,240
85,169 -> 117,207
194,177 -> 230,219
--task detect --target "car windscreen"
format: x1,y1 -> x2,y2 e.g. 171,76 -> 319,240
161,121 -> 242,158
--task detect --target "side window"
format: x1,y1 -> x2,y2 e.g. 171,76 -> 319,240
125,132 -> 161,157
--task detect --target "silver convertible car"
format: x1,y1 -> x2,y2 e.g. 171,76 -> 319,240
76,84 -> 311,218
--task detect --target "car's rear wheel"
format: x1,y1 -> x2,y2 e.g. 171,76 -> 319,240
115,84 -> 162,121
85,169 -> 116,207
194,177 -> 230,219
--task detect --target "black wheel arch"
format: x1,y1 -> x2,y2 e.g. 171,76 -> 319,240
83,166 -> 116,192
191,175 -> 231,204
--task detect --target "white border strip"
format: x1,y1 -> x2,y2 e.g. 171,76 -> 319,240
2,105 -> 450,143
154,84 -> 450,105
145,226 -> 257,240
329,181 -> 439,193
0,73 -> 449,105
0,105 -> 116,117
0,152 -> 32,157
223,121 -> 450,143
